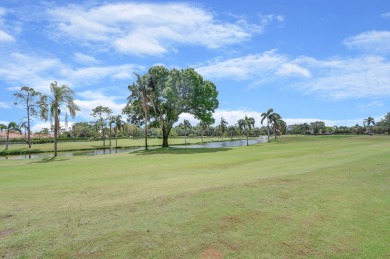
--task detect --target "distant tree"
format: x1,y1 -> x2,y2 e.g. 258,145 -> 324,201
113,115 -> 124,148
301,123 -> 310,135
0,123 -> 6,132
13,86 -> 45,148
228,125 -> 237,140
310,121 -> 325,135
278,119 -> 287,138
219,117 -> 228,140
40,82 -> 80,157
4,122 -> 22,150
178,119 -> 192,145
363,116 -> 375,135
261,108 -> 280,142
199,119 -> 211,143
91,106 -> 112,146
379,112 -> 390,134
238,116 -> 255,146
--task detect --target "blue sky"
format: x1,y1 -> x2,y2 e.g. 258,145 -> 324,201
0,0 -> 389,131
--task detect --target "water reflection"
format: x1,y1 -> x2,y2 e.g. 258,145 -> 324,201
1,138 -> 267,160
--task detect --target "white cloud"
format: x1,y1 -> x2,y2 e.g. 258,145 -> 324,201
0,102 -> 11,108
344,30 -> 390,54
296,55 -> 390,100
197,50 -> 390,100
0,7 -> 15,42
73,52 -> 99,65
0,30 -> 14,42
0,52 -> 142,92
76,90 -> 127,120
47,3 -> 276,56
276,63 -> 311,78
381,12 -> 390,18
196,50 -> 286,81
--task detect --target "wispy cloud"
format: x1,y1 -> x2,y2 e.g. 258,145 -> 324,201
73,52 -> 99,65
0,102 -> 11,109
0,52 -> 143,92
276,63 -> 311,78
0,7 -> 15,42
296,55 -> 390,100
381,12 -> 390,18
46,3 -> 279,56
196,50 -> 288,81
76,90 -> 127,120
344,30 -> 390,54
197,50 -> 390,100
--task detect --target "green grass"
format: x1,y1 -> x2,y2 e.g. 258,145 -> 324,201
0,135 -> 389,258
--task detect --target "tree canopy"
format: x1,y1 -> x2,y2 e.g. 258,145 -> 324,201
124,66 -> 219,147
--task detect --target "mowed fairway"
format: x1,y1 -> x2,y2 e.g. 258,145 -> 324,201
0,136 -> 389,258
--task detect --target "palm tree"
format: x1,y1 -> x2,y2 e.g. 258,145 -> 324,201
228,125 -> 236,140
363,116 -> 375,135
113,115 -> 124,148
180,119 -> 192,145
128,73 -> 155,150
108,115 -> 115,146
20,121 -> 28,141
4,122 -> 22,150
278,119 -> 287,139
199,120 -> 208,143
0,124 -> 6,133
238,115 -> 255,146
40,82 -> 80,157
301,123 -> 310,135
270,115 -> 282,141
219,117 -> 228,141
261,108 -> 281,143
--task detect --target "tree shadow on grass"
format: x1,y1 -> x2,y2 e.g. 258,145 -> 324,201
29,156 -> 71,164
134,147 -> 232,156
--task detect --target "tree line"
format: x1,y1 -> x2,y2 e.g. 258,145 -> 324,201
2,66 -> 390,156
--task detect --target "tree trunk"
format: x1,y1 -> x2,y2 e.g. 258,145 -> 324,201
27,104 -> 31,148
267,121 -> 270,143
102,124 -> 105,146
246,134 -> 249,146
144,113 -> 148,150
274,125 -> 277,141
109,124 -> 112,146
115,128 -> 118,148
184,126 -> 187,145
5,130 -> 9,150
162,126 -> 169,147
54,114 -> 59,157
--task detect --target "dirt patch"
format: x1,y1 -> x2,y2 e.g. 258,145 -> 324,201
200,246 -> 223,259
1,214 -> 13,220
0,228 -> 15,238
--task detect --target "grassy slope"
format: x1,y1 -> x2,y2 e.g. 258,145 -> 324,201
0,136 -> 389,258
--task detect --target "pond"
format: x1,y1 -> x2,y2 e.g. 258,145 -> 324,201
1,137 -> 267,160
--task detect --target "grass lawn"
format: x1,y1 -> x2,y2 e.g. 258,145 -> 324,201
0,135 -> 389,258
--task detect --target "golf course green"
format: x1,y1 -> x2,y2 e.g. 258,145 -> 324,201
1,135 -> 389,258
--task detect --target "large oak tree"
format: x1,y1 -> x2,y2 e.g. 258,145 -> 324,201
124,66 -> 219,147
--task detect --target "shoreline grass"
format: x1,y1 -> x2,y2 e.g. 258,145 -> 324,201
0,135 -> 389,257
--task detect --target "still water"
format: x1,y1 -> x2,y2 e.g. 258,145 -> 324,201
1,138 -> 267,160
